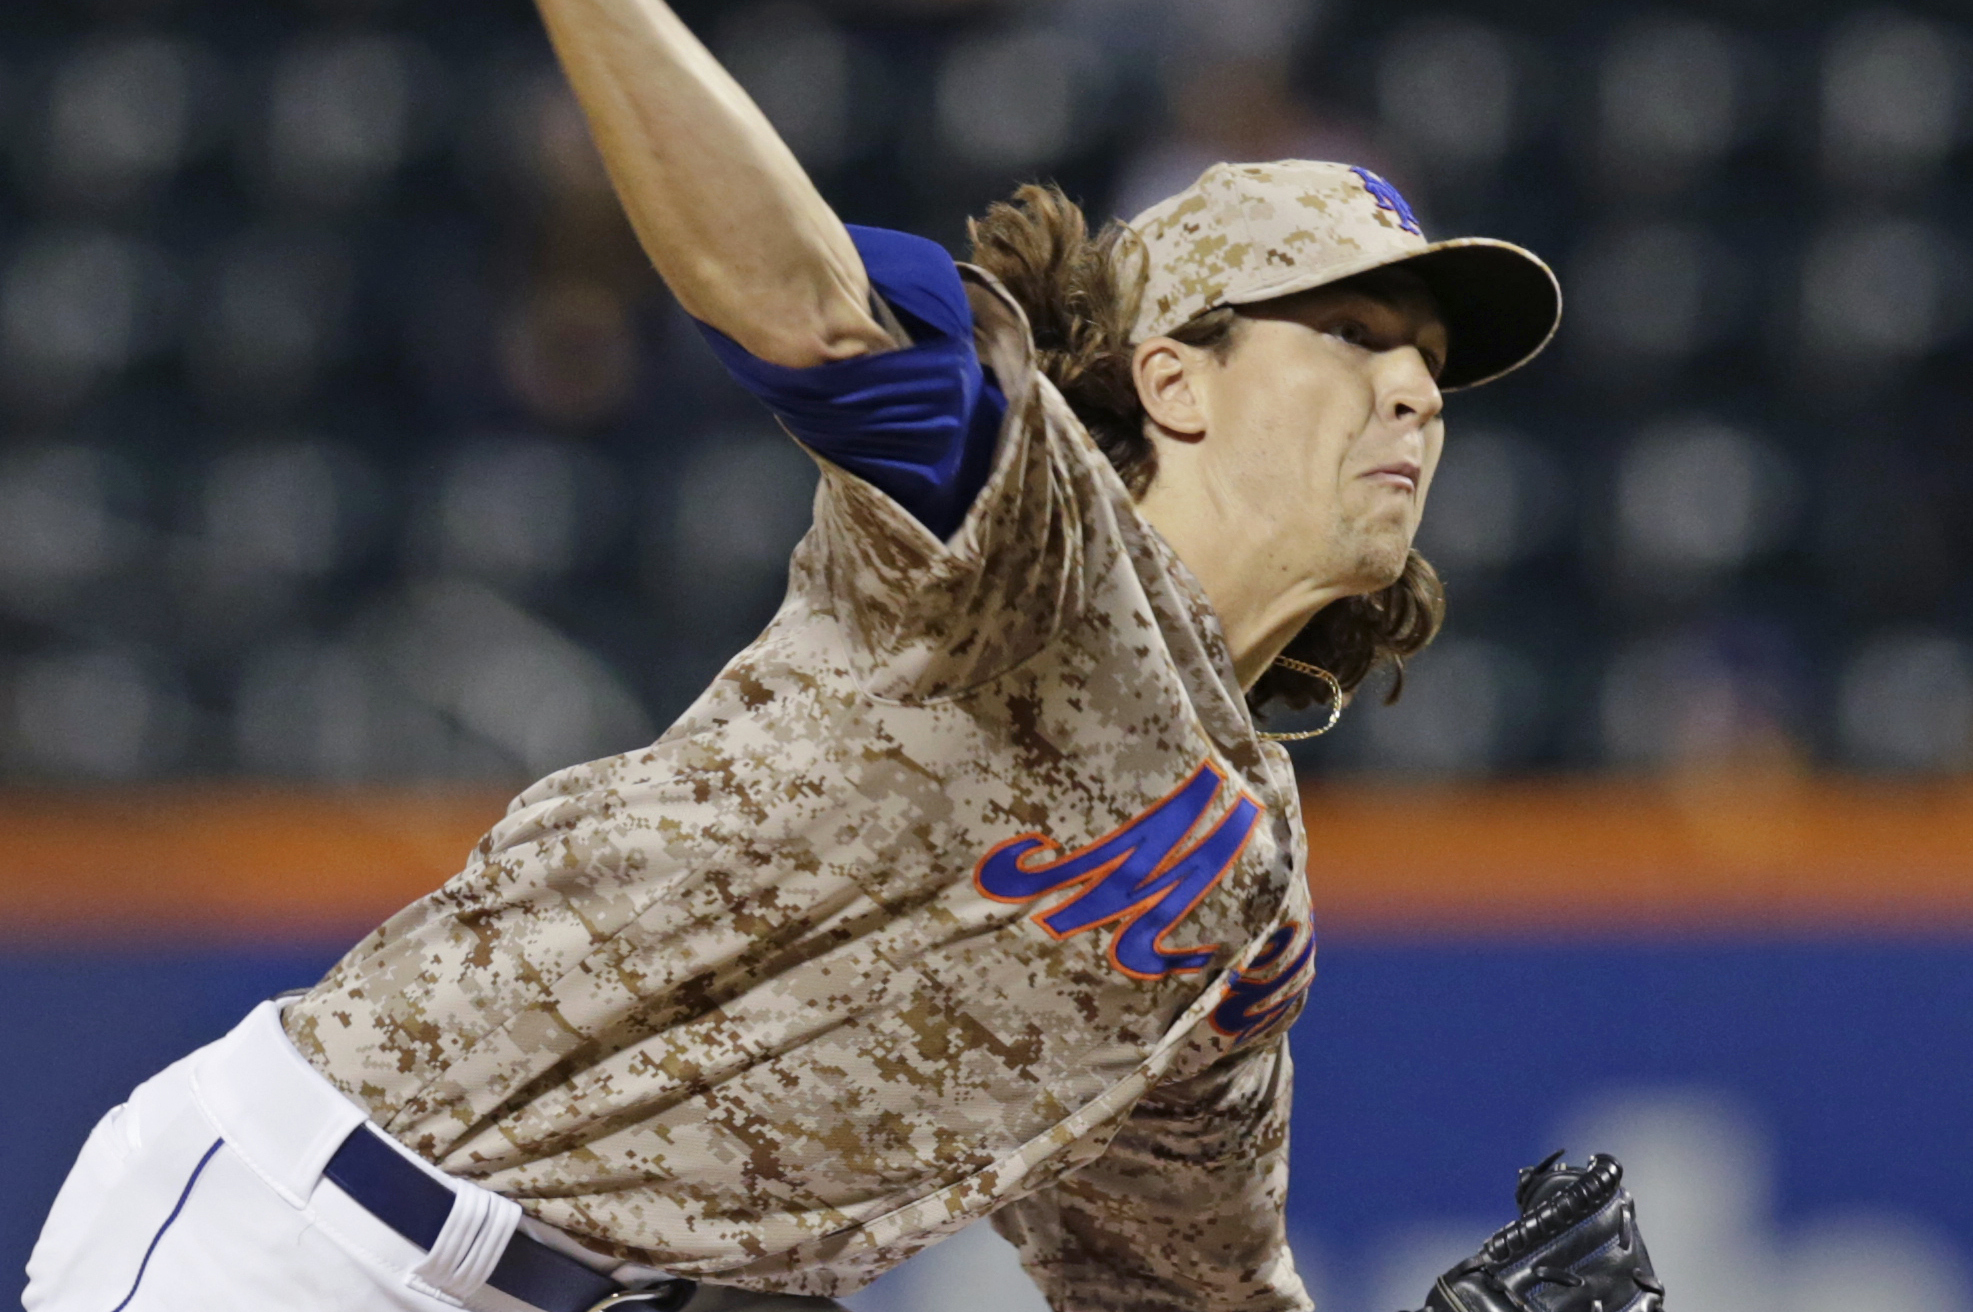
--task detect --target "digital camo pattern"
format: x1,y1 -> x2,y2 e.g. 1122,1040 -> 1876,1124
1125,158 -> 1565,392
991,1031 -> 1300,1312
284,267 -> 1317,1311
1125,160 -> 1435,344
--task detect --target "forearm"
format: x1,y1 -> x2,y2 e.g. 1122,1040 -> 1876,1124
533,0 -> 889,365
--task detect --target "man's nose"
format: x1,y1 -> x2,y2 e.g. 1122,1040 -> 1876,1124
1381,347 -> 1444,428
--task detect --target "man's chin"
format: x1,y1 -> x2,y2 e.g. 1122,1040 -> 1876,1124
1344,540 -> 1412,594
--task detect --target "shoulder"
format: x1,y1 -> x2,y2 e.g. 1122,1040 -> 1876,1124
954,262 -> 1039,398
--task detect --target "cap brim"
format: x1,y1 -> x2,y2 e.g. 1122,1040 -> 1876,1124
1221,236 -> 1562,391
1396,239 -> 1562,390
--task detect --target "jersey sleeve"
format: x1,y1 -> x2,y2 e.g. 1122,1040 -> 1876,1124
794,259 -> 1124,703
987,1037 -> 1313,1312
694,225 -> 1006,540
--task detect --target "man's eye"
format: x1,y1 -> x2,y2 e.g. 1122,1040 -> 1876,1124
1329,320 -> 1370,347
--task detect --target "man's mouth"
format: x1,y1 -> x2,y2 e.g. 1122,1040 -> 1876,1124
1362,460 -> 1421,493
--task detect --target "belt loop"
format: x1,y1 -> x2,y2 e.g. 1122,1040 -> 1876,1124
410,1179 -> 523,1301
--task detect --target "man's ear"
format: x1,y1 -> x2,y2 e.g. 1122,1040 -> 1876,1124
1133,337 -> 1209,440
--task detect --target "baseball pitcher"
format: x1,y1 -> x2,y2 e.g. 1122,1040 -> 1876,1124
23,2 -> 1661,1311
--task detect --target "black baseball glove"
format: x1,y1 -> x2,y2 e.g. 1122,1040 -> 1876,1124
1412,1152 -> 1667,1312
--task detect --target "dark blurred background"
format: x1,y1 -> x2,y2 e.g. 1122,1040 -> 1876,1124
3,3 -> 1971,1311
0,0 -> 1967,783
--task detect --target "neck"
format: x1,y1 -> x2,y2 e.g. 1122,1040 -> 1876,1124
1137,482 -> 1355,691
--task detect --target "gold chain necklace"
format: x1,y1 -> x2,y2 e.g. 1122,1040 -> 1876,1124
1256,658 -> 1344,742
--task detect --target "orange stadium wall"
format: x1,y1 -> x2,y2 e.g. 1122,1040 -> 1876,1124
3,778 -> 1970,941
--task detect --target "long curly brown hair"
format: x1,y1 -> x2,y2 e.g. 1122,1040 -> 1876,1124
966,182 -> 1445,719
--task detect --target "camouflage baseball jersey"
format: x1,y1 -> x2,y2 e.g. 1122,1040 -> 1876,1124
285,266 -> 1318,1312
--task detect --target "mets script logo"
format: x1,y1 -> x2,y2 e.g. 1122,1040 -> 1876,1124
973,761 -> 1263,981
1350,166 -> 1423,236
1211,921 -> 1316,1045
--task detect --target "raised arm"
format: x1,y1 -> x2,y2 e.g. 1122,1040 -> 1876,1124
533,0 -> 892,366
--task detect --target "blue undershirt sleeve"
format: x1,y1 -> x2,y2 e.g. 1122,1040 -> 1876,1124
692,225 -> 1008,541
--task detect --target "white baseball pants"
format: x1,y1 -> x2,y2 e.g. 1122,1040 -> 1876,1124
22,1000 -> 847,1312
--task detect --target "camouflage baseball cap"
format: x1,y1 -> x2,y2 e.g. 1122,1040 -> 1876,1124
1124,160 -> 1561,390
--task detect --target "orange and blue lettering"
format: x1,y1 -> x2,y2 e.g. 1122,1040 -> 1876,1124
974,761 -> 1262,980
1210,922 -> 1316,1044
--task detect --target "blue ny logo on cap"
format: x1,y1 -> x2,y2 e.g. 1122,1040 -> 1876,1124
1350,166 -> 1422,236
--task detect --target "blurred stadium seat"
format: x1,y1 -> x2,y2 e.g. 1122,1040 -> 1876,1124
0,0 -> 1957,781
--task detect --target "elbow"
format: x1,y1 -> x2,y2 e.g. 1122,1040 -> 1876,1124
735,315 -> 892,369
668,245 -> 893,367
694,272 -> 892,368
